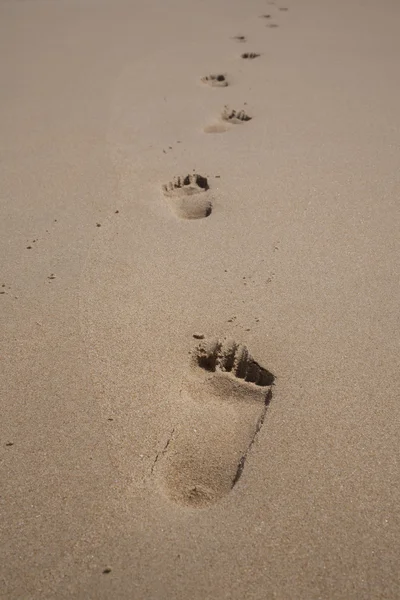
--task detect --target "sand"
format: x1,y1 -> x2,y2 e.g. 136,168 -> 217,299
0,0 -> 399,597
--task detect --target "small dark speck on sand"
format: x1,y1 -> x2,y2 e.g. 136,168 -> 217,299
193,333 -> 205,340
6,442 -> 14,447
26,246 -> 32,249
115,210 -> 119,214
96,223 -> 101,227
102,568 -> 112,574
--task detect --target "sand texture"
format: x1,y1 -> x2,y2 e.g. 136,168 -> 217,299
1,0 -> 399,598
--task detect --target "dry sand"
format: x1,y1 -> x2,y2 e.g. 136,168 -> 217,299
1,0 -> 399,597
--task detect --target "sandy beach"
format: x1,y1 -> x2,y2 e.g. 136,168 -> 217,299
1,0 -> 399,597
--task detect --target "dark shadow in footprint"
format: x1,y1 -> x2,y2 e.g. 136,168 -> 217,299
155,337 -> 275,508
259,14 -> 272,18
241,52 -> 261,60
201,74 -> 228,87
232,35 -> 247,42
162,174 -> 212,219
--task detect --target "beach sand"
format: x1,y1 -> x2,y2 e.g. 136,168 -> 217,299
0,0 -> 399,597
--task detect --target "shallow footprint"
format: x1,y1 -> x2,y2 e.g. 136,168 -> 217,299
241,52 -> 261,60
201,74 -> 228,87
155,337 -> 275,507
204,106 -> 252,134
162,174 -> 212,219
232,35 -> 247,42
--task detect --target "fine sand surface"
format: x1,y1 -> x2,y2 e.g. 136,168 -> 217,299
1,0 -> 399,597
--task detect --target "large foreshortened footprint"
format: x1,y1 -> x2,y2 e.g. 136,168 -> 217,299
156,338 -> 274,508
162,174 -> 212,220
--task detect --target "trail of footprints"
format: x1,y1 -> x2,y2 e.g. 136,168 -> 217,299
156,5 -> 288,506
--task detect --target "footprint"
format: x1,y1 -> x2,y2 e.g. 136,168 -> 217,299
259,14 -> 272,18
155,337 -> 275,508
162,174 -> 212,219
232,35 -> 247,42
241,52 -> 261,60
201,74 -> 228,87
221,106 -> 252,124
204,106 -> 252,134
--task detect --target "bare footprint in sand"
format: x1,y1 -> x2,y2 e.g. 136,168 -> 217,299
204,106 -> 252,134
241,52 -> 261,60
162,174 -> 212,219
232,35 -> 247,42
154,337 -> 275,507
201,74 -> 229,87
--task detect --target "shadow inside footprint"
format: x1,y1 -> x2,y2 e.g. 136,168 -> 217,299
162,174 -> 212,219
155,338 -> 275,508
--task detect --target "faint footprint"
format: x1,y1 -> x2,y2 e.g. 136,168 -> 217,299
204,106 -> 252,134
241,52 -> 261,60
162,174 -> 212,219
155,337 -> 275,507
201,74 -> 228,87
232,35 -> 247,42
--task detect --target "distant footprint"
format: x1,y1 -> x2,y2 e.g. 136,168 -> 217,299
241,52 -> 261,60
204,106 -> 252,134
232,35 -> 247,42
162,174 -> 212,219
201,74 -> 228,87
222,106 -> 252,124
155,337 -> 275,507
